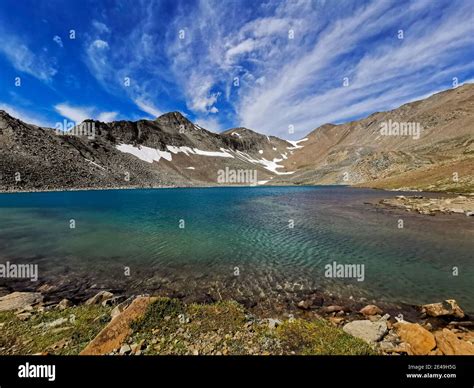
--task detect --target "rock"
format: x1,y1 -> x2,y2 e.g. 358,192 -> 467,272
266,318 -> 282,330
297,300 -> 312,310
434,329 -> 474,355
0,292 -> 43,312
119,344 -> 131,355
449,208 -> 464,214
360,304 -> 383,316
465,211 -> 474,216
35,317 -> 69,330
57,299 -> 73,310
343,320 -> 388,344
80,296 -> 155,355
16,312 -> 32,321
320,305 -> 345,314
102,295 -> 127,307
328,317 -> 344,326
394,322 -> 436,355
48,317 -> 69,328
85,291 -> 114,306
448,320 -> 474,328
421,300 -> 465,319
110,297 -> 135,320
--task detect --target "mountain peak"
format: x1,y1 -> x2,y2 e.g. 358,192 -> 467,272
155,111 -> 189,123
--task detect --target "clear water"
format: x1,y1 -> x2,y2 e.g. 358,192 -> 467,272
0,186 -> 472,312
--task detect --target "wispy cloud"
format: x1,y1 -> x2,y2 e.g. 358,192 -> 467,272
54,103 -> 119,123
0,30 -> 57,82
54,103 -> 92,123
134,98 -> 162,118
53,35 -> 63,48
69,0 -> 474,136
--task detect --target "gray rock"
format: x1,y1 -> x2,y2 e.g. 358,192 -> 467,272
343,319 -> 388,344
266,318 -> 282,330
119,344 -> 131,355
0,292 -> 43,312
57,298 -> 73,310
102,295 -> 127,307
34,317 -> 68,330
85,291 -> 114,306
110,296 -> 135,320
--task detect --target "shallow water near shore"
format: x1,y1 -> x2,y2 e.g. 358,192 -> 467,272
0,186 -> 472,312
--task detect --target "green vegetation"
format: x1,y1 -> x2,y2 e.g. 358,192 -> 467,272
0,305 -> 111,355
126,297 -> 376,355
0,297 -> 377,355
276,319 -> 376,355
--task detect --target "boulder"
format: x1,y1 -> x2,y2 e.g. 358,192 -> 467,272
0,292 -> 43,312
320,305 -> 345,314
297,300 -> 312,310
359,304 -> 383,316
80,296 -> 155,355
85,291 -> 114,306
434,329 -> 474,355
57,299 -> 73,310
119,344 -> 131,355
110,297 -> 135,320
421,300 -> 465,319
343,319 -> 387,344
394,322 -> 436,355
102,295 -> 127,307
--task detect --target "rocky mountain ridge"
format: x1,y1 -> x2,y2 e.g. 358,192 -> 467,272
0,84 -> 472,192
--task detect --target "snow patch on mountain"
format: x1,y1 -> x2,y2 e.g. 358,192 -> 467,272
286,138 -> 308,150
116,144 -> 172,163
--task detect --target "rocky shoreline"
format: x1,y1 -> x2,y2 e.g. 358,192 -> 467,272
0,288 -> 472,356
376,194 -> 474,216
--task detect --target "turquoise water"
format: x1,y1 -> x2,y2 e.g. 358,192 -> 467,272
0,186 -> 472,311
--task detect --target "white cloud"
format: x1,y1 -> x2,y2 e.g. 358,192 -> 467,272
92,20 -> 110,34
236,0 -> 474,138
0,31 -> 57,81
92,39 -> 109,49
97,111 -> 118,122
53,35 -> 63,48
134,98 -> 162,118
54,103 -> 92,123
195,116 -> 223,132
55,103 -> 119,123
225,39 -> 256,63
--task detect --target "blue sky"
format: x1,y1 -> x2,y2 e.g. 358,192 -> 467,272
0,0 -> 472,139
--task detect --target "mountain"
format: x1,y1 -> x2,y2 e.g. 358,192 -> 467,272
0,110 -> 295,191
0,84 -> 472,192
277,83 -> 474,192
